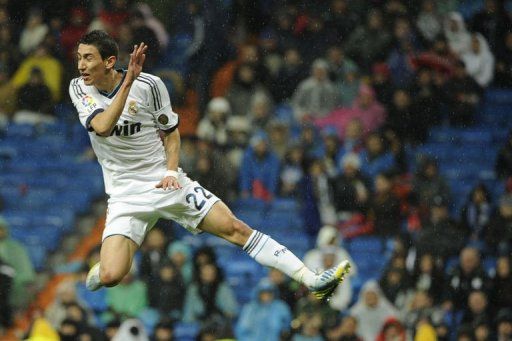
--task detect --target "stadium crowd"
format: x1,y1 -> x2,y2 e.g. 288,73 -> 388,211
1,0 -> 512,340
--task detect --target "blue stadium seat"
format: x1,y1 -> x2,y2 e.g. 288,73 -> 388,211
485,89 -> 512,104
347,236 -> 385,254
4,123 -> 35,138
76,282 -> 108,312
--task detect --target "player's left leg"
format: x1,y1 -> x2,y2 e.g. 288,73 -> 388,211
197,201 -> 351,300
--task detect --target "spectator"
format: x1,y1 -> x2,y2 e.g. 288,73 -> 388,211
325,0 -> 359,44
88,0 -> 129,37
494,32 -> 512,88
267,118 -> 290,161
239,132 -> 280,201
191,246 -> 218,277
258,29 -> 282,80
298,13 -> 331,66
349,280 -> 399,341
192,152 -> 230,202
337,63 -> 360,107
416,195 -> 467,260
183,262 -> 238,325
236,279 -> 291,341
372,63 -> 394,106
411,67 -> 442,129
345,9 -> 392,69
402,290 -> 444,335
152,320 -> 174,341
413,157 -> 451,212
139,227 -> 170,284
19,8 -> 49,55
45,279 -> 93,329
410,253 -> 445,304
443,12 -> 471,57
148,261 -> 185,320
416,0 -> 442,43
495,130 -> 512,179
0,257 -> 14,329
303,158 -> 338,227
226,63 -> 270,117
387,18 -> 420,87
135,3 -> 169,51
376,317 -> 406,341
280,143 -> 306,198
386,88 -> 427,144
60,7 -> 89,61
105,265 -> 148,319
470,0 -> 511,52
461,33 -> 495,88
248,92 -> 273,131
295,292 -> 339,334
129,9 -> 161,71
496,308 -> 512,341
331,153 -> 370,215
444,247 -> 491,311
58,318 -> 81,341
197,97 -> 231,147
167,240 -> 193,284
337,119 -> 365,162
266,268 -> 301,311
359,133 -> 395,181
379,266 -> 412,310
485,193 -> 512,255
210,44 -> 263,99
292,58 -> 339,121
0,217 -> 35,309
292,313 -> 324,341
13,67 -> 54,124
325,315 -> 362,341
271,47 -> 307,102
461,290 -> 491,326
326,45 -> 358,83
316,85 -> 386,143
367,172 -> 402,237
225,116 -> 252,173
460,184 -> 492,243
490,256 -> 512,312
11,44 -> 63,102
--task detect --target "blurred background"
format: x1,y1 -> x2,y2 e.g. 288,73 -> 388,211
0,0 -> 511,340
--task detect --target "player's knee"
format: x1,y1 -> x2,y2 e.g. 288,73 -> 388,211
225,218 -> 252,245
99,266 -> 124,287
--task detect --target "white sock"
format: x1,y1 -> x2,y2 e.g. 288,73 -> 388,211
243,230 -> 317,288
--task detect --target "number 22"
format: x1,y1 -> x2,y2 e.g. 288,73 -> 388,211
186,186 -> 212,210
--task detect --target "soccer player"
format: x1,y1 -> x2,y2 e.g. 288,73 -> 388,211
69,30 -> 350,300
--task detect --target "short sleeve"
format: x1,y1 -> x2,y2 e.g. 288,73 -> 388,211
140,75 -> 179,132
69,79 -> 105,131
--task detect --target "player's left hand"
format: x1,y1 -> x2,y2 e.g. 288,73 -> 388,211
156,176 -> 182,190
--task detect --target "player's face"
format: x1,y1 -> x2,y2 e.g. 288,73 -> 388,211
77,43 -> 107,86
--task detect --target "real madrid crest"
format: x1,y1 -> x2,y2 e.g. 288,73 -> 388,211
128,100 -> 138,115
158,114 -> 169,125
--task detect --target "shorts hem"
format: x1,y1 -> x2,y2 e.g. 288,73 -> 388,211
102,233 -> 143,247
186,197 -> 221,233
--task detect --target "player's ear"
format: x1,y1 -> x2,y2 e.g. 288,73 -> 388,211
105,56 -> 117,70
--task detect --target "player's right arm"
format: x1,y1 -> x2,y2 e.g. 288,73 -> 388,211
88,43 -> 148,136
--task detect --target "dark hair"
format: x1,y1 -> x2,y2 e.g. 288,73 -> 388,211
78,30 -> 118,60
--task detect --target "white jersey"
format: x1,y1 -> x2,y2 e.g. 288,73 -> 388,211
69,71 -> 179,199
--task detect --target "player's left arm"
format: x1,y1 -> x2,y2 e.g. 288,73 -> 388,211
156,128 -> 182,190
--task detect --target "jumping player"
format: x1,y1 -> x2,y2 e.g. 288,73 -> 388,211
69,30 -> 350,300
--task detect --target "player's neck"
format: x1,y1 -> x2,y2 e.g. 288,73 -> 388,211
95,69 -> 123,94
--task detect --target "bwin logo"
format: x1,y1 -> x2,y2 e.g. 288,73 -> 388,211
110,120 -> 142,136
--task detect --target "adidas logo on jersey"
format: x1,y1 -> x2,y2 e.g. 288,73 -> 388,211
110,120 -> 142,137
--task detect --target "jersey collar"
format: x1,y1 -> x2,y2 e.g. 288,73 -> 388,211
98,69 -> 126,99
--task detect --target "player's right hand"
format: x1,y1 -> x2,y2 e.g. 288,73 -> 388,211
156,176 -> 182,191
125,43 -> 148,85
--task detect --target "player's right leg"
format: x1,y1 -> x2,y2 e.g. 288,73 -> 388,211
86,235 -> 138,290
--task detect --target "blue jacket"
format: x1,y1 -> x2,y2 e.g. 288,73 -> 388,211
239,147 -> 280,196
359,150 -> 395,181
235,281 -> 292,341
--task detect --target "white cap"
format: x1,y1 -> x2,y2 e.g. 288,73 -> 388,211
207,97 -> 231,115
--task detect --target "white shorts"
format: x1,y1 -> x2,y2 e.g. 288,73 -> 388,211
104,174 -> 220,246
